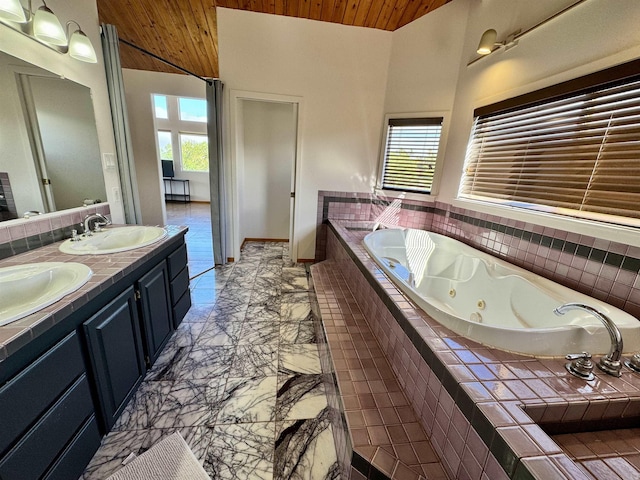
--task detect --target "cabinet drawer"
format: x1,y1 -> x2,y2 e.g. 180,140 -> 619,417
0,374 -> 94,479
43,416 -> 101,480
173,290 -> 192,327
0,332 -> 84,456
170,266 -> 190,305
167,243 -> 188,280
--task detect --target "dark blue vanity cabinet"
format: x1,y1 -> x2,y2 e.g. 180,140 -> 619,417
0,332 -> 101,480
0,232 -> 190,479
83,287 -> 146,431
167,243 -> 191,328
138,261 -> 174,365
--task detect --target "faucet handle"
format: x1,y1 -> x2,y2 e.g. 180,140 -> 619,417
625,354 -> 640,373
565,352 -> 595,380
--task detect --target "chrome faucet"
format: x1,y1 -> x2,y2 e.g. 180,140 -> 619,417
83,213 -> 111,235
554,302 -> 623,377
23,210 -> 41,218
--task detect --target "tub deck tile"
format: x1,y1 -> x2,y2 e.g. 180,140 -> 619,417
311,260 -> 445,479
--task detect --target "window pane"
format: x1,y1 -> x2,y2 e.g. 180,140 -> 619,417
180,134 -> 209,172
382,118 -> 443,194
178,97 -> 207,122
157,131 -> 172,160
153,95 -> 168,119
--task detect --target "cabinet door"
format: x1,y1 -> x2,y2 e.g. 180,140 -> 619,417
84,287 -> 145,432
138,261 -> 174,365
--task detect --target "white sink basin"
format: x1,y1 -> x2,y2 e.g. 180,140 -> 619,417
58,226 -> 167,255
0,262 -> 93,327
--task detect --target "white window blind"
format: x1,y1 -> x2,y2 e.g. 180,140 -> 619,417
381,117 -> 443,194
460,78 -> 640,222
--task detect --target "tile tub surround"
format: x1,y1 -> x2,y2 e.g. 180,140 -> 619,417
0,203 -> 111,260
311,261 -> 448,480
315,191 -> 640,321
323,220 -> 640,479
0,222 -> 184,363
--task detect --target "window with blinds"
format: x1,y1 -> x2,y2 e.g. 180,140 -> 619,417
381,117 -> 443,194
459,69 -> 640,225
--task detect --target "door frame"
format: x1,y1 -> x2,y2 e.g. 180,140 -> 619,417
228,90 -> 304,262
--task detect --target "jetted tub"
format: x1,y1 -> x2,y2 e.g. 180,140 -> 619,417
363,228 -> 640,357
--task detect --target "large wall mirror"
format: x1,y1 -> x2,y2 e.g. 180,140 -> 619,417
0,50 -> 106,221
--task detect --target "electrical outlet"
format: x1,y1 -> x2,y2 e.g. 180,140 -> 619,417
112,187 -> 120,202
103,153 -> 116,169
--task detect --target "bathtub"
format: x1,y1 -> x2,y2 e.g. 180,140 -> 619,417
363,228 -> 640,357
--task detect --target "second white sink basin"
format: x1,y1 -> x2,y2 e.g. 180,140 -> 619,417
58,226 -> 167,255
0,262 -> 93,327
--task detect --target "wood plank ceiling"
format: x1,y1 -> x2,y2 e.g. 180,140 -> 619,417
97,0 -> 452,79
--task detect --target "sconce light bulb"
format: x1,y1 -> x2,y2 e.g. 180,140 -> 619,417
477,29 -> 497,55
69,29 -> 98,63
0,0 -> 27,23
33,4 -> 67,46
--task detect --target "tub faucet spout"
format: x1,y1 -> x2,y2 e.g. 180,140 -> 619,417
554,302 -> 623,377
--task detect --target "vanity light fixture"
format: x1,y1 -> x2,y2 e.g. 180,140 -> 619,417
32,0 -> 66,45
0,0 -> 27,23
0,0 -> 98,63
67,21 -> 97,63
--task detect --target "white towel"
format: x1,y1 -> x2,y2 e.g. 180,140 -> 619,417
106,432 -> 210,480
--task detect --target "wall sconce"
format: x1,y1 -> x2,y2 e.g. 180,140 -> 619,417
0,0 -> 97,63
476,28 -> 519,56
469,0 -> 588,66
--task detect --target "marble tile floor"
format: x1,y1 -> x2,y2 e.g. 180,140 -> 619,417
81,239 -> 340,479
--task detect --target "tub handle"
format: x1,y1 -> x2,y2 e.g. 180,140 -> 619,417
565,352 -> 595,381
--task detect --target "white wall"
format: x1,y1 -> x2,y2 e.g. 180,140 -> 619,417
0,2 -> 123,222
122,69 -> 208,226
217,8 -> 392,260
240,100 -> 295,241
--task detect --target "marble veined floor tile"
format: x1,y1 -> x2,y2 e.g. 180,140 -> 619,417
213,291 -> 252,310
182,304 -> 215,323
176,345 -> 235,380
279,345 -> 322,375
170,321 -> 206,347
281,298 -> 312,323
276,374 -> 328,421
246,301 -> 282,323
196,319 -> 244,346
280,319 -> 316,344
239,320 -> 280,345
230,345 -> 279,377
153,377 -> 227,429
216,376 -> 278,424
144,344 -> 189,382
112,381 -> 173,431
204,422 -> 275,480
190,287 -> 218,305
274,408 -> 340,480
282,267 -> 310,291
82,429 -> 150,480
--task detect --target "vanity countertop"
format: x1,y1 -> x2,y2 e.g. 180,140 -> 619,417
0,225 -> 188,362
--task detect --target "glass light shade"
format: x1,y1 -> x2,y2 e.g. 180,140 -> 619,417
69,29 -> 97,63
33,5 -> 67,46
477,29 -> 497,55
0,0 -> 27,23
